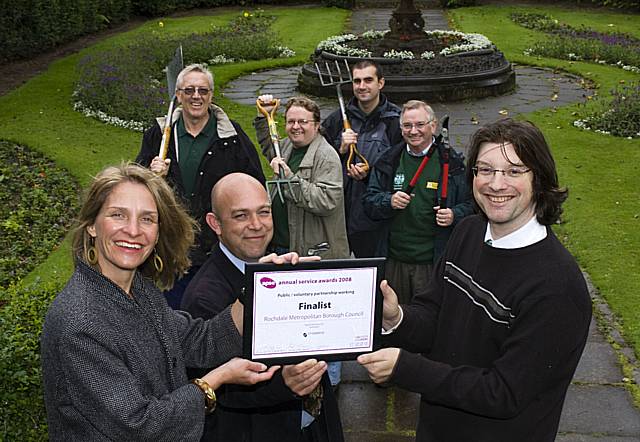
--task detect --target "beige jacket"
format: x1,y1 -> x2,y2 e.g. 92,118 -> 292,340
255,117 -> 349,259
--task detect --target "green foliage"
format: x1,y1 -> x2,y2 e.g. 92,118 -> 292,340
586,0 -> 640,10
74,10 -> 291,127
510,11 -> 564,32
577,81 -> 640,138
440,0 -> 478,8
0,0 -> 134,63
0,141 -> 79,288
321,0 -> 354,8
0,279 -> 64,441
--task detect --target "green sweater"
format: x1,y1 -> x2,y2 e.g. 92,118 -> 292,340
388,148 -> 440,263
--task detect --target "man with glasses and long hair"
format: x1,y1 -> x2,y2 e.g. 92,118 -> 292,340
363,100 -> 473,304
358,118 -> 592,441
136,64 -> 265,309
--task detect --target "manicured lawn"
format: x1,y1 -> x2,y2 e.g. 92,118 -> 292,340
0,6 -> 348,288
450,5 -> 640,360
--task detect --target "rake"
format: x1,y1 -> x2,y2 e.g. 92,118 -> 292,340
315,59 -> 369,173
256,98 -> 298,204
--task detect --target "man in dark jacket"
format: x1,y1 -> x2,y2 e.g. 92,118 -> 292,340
181,173 -> 344,442
362,100 -> 473,304
136,64 -> 265,308
322,60 -> 402,258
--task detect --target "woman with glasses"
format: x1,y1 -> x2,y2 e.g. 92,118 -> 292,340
254,94 -> 349,261
40,163 -> 277,441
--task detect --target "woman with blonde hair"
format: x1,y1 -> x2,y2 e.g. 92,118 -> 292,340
41,162 -> 277,441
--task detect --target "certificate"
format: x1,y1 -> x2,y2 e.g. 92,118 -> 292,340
243,258 -> 385,365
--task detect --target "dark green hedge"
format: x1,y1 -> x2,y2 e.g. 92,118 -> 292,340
0,280 -> 63,440
1,0 -> 349,63
1,0 -> 134,63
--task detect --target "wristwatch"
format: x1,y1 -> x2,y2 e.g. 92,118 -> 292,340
191,378 -> 216,414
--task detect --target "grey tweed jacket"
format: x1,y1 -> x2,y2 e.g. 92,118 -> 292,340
41,260 -> 242,441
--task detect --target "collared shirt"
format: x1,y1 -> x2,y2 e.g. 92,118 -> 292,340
483,215 -> 548,249
176,113 -> 218,196
219,242 -> 247,274
406,136 -> 436,157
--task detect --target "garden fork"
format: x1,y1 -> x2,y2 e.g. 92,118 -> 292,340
256,98 -> 298,204
315,59 -> 369,173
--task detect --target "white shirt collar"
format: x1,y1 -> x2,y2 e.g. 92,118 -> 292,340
219,242 -> 248,274
484,216 -> 547,249
406,136 -> 435,157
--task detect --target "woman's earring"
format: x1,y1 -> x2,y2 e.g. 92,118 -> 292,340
86,237 -> 98,265
153,248 -> 164,273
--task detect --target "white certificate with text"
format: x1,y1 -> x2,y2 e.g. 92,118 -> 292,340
243,259 -> 384,364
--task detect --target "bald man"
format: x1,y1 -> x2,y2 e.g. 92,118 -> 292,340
181,173 -> 344,442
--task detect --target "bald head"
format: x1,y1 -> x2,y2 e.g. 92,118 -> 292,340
207,173 -> 273,262
211,173 -> 266,215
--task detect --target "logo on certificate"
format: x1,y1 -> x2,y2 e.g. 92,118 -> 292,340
260,277 -> 276,289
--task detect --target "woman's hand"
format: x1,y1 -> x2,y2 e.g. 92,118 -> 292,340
202,358 -> 280,390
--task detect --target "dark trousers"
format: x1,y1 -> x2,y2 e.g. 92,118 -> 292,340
384,258 -> 433,305
348,230 -> 384,258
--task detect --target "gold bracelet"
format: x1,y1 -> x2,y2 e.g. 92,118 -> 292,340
191,378 -> 216,414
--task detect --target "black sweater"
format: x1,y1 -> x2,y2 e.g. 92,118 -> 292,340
386,215 -> 592,441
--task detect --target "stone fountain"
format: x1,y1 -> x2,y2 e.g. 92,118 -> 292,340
298,0 -> 515,103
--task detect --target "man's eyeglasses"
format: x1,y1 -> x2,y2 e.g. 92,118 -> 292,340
472,166 -> 531,179
178,87 -> 211,96
286,119 -> 316,126
401,121 -> 432,131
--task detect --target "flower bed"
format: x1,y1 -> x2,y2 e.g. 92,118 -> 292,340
513,12 -> 640,139
574,82 -> 640,138
512,12 -> 640,73
0,141 -> 79,288
317,30 -> 493,60
73,10 -> 295,131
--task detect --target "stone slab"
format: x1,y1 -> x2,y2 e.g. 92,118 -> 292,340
337,382 -> 388,432
559,384 -> 640,436
573,340 -> 623,384
557,435 -> 640,442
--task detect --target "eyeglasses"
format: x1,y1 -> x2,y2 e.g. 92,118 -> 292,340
472,166 -> 531,179
286,119 -> 316,126
177,87 -> 211,96
401,121 -> 432,131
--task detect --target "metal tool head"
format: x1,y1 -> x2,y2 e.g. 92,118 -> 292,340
440,115 -> 450,144
166,45 -> 184,99
441,115 -> 450,131
266,177 -> 299,205
315,59 -> 352,87
307,242 -> 331,256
